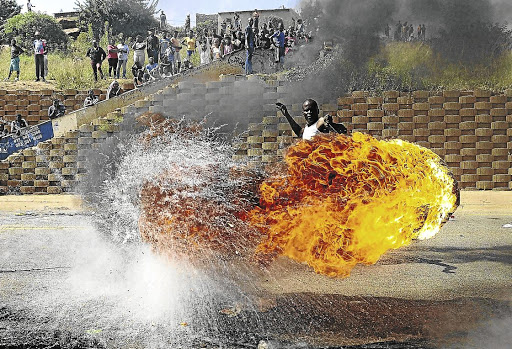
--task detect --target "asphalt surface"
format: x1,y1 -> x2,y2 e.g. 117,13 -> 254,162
0,193 -> 511,348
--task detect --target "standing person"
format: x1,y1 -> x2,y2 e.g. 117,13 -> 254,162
86,40 -> 107,81
171,30 -> 182,73
182,30 -> 196,63
5,39 -> 24,82
199,38 -> 211,65
276,99 -> 347,140
164,43 -> 175,75
245,18 -> 255,75
270,23 -> 285,69
27,0 -> 34,12
159,11 -> 167,31
252,9 -> 260,31
234,12 -> 241,31
421,24 -> 426,40
116,36 -> 129,79
132,35 -> 146,67
159,32 -> 170,62
107,39 -> 118,78
146,29 -> 159,63
33,31 -> 46,82
212,38 -> 222,61
185,14 -> 191,33
42,38 -> 49,79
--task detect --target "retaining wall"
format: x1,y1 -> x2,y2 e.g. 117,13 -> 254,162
0,79 -> 511,194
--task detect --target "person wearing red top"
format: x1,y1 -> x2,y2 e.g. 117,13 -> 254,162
107,39 -> 118,78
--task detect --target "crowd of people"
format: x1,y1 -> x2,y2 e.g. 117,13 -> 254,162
385,21 -> 427,41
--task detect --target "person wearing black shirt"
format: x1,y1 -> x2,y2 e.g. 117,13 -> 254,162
5,39 -> 24,82
86,40 -> 107,81
146,29 -> 160,63
48,100 -> 66,119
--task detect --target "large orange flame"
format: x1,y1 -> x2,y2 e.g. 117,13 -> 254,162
248,132 -> 459,277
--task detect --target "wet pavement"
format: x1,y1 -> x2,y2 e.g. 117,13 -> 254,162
0,192 -> 511,348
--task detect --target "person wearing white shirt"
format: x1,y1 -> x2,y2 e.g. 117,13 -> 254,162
276,99 -> 347,140
116,38 -> 129,79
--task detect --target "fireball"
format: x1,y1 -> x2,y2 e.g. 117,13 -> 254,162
248,132 -> 458,277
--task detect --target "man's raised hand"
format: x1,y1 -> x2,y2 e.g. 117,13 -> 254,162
276,102 -> 287,115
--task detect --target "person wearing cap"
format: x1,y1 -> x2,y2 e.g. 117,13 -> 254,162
33,31 -> 46,82
5,39 -> 24,82
11,114 -> 28,136
86,40 -> 107,81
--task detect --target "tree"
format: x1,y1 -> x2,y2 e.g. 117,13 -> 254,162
3,12 -> 69,51
75,0 -> 159,40
0,0 -> 22,42
0,0 -> 21,22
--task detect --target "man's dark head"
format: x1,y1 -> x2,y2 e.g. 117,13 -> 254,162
53,99 -> 59,106
92,40 -> 98,47
189,30 -> 193,37
174,30 -> 178,37
16,114 -> 22,120
11,39 -> 16,46
302,99 -> 319,126
88,89 -> 94,96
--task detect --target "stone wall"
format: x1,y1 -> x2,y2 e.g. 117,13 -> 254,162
1,79 -> 511,194
0,86 -> 134,131
235,88 -> 512,190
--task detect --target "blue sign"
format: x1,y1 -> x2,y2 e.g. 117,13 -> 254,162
0,121 -> 54,160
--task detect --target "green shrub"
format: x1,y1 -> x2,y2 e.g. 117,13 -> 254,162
3,11 -> 68,52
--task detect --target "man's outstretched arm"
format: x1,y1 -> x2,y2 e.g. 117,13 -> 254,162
276,103 -> 302,137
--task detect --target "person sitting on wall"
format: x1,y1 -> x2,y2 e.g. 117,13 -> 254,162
48,99 -> 66,119
0,116 -> 10,137
132,61 -> 145,88
83,89 -> 99,107
276,99 -> 347,140
11,114 -> 28,136
106,80 -> 122,100
144,57 -> 159,82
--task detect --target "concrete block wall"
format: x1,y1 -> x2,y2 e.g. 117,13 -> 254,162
0,84 -> 134,130
1,80 -> 512,193
235,89 -> 512,190
0,109 -> 125,194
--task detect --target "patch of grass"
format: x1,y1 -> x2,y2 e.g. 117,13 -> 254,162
368,41 -> 512,91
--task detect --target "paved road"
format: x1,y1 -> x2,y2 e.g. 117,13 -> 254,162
0,193 -> 510,348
